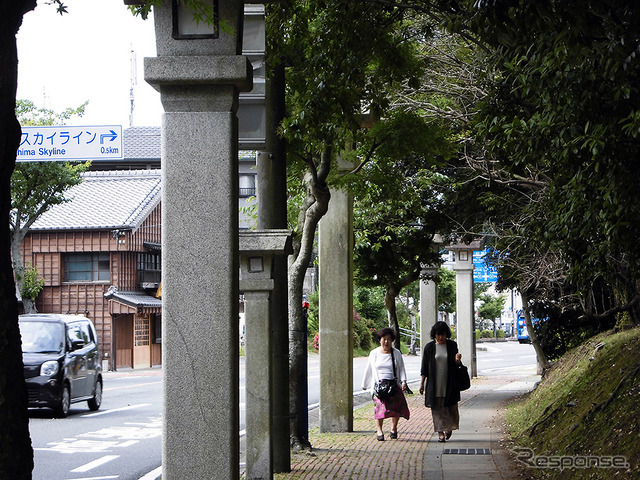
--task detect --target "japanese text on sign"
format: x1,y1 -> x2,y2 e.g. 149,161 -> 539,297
17,125 -> 123,161
473,248 -> 499,283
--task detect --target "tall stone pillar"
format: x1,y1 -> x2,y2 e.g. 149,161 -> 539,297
144,1 -> 251,478
419,265 -> 438,351
419,235 -> 443,351
318,184 -> 353,432
240,230 -> 292,480
448,241 -> 481,378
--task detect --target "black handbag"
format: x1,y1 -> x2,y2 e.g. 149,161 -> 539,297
455,363 -> 471,391
373,348 -> 399,399
373,378 -> 398,399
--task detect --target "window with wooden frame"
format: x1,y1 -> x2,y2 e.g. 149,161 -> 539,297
63,253 -> 110,283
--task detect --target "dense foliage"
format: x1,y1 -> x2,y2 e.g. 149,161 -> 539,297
415,1 -> 640,359
475,0 -> 640,316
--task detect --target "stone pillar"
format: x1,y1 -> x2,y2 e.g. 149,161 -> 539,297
419,265 -> 438,351
419,235 -> 443,351
450,245 -> 477,378
318,185 -> 353,432
240,230 -> 292,480
144,1 -> 251,478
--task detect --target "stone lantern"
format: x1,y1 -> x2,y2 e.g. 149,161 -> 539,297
446,239 -> 482,378
142,1 -> 252,478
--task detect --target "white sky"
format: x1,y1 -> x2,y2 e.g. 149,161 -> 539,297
17,0 -> 163,128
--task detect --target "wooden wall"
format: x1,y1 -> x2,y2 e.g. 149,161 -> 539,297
21,203 -> 163,370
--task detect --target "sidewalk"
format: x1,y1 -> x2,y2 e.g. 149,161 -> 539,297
275,372 -> 540,480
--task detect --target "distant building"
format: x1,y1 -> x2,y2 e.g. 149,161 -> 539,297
22,169 -> 162,371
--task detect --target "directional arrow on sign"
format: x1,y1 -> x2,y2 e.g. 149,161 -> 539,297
100,130 -> 118,144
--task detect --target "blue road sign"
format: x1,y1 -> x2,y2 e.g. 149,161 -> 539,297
473,248 -> 498,282
17,125 -> 123,162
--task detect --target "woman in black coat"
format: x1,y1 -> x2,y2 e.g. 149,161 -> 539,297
419,321 -> 463,442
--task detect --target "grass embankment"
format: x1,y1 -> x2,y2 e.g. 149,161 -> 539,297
506,327 -> 640,479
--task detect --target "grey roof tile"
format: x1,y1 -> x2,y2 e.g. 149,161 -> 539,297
123,126 -> 161,160
104,288 -> 162,308
31,170 -> 161,231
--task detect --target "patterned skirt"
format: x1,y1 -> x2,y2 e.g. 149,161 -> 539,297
431,397 -> 459,432
373,389 -> 411,420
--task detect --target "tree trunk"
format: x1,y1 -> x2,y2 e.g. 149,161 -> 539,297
384,269 -> 421,350
10,228 -> 37,313
520,290 -> 549,375
385,285 -> 402,349
288,150 -> 331,452
0,1 -> 37,478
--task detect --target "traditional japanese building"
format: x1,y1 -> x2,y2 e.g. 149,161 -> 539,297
21,169 -> 162,371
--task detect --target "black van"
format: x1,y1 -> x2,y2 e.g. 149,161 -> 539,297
19,314 -> 103,417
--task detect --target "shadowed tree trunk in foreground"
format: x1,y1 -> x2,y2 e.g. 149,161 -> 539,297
0,1 -> 37,478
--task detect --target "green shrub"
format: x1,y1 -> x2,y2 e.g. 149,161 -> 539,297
353,308 -> 377,352
21,264 -> 44,301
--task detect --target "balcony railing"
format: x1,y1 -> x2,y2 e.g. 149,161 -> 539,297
239,187 -> 256,197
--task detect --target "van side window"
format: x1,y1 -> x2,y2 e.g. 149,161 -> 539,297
67,324 -> 85,347
80,322 -> 94,345
78,322 -> 92,344
86,323 -> 97,344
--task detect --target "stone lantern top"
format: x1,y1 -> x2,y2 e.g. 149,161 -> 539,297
445,238 -> 483,251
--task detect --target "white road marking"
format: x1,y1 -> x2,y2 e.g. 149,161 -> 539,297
71,455 -> 119,473
138,466 -> 162,480
64,476 -> 118,480
35,417 -> 161,453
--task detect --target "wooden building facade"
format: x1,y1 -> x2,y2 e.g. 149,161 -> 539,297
21,169 -> 163,371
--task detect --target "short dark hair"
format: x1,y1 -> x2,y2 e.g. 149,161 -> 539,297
375,327 -> 396,342
430,321 -> 452,340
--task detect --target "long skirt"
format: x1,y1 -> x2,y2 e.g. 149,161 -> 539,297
431,397 -> 459,432
373,390 -> 410,420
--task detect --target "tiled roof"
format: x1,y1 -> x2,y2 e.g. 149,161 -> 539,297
104,287 -> 162,309
123,126 -> 161,160
31,170 -> 161,231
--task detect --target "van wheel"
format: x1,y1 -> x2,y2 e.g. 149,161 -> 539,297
55,385 -> 71,418
88,379 -> 102,411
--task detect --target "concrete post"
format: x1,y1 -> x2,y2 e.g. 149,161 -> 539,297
318,185 -> 353,432
244,286 -> 272,479
144,1 -> 250,478
419,265 -> 438,351
451,247 -> 477,378
240,230 -> 292,480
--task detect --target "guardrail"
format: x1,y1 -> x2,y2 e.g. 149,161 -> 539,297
398,327 -> 420,355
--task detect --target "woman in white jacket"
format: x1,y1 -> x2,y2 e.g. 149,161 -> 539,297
361,327 -> 410,441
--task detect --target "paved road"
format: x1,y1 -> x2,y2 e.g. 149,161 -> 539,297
29,372 -> 162,480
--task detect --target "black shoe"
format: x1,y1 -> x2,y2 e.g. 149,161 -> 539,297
445,431 -> 452,440
377,434 -> 385,441
390,431 -> 398,439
